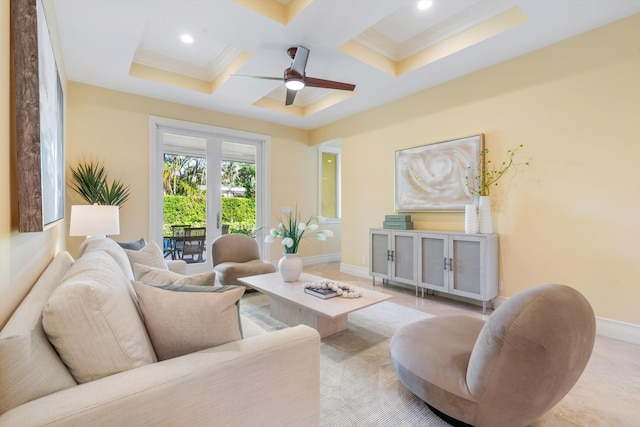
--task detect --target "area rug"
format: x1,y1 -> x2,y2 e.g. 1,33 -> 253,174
240,292 -> 454,427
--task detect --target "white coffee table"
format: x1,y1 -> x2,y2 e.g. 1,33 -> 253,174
239,272 -> 392,338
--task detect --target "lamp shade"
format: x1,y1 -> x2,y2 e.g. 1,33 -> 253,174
70,205 -> 120,237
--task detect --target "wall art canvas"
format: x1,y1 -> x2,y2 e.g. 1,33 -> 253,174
13,0 -> 65,232
395,134 -> 484,211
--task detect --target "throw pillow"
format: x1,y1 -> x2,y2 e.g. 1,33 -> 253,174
133,263 -> 216,286
42,251 -> 157,384
132,281 -> 245,361
78,236 -> 135,280
124,240 -> 168,270
116,237 -> 147,251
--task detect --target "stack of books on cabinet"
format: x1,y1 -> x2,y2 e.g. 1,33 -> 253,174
383,214 -> 413,230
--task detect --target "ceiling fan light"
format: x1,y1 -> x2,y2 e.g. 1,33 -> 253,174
285,79 -> 305,91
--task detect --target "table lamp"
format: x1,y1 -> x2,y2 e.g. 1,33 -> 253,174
69,204 -> 120,238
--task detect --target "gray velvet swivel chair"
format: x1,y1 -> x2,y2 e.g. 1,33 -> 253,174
389,283 -> 596,427
211,234 -> 275,289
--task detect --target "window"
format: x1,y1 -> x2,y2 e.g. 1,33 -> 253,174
318,141 -> 341,222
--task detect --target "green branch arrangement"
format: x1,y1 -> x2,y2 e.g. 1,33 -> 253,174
466,144 -> 530,197
69,160 -> 131,206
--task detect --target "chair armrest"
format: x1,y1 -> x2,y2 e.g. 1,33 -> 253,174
166,259 -> 187,274
0,326 -> 320,427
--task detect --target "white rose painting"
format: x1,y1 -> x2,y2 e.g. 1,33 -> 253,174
395,135 -> 483,211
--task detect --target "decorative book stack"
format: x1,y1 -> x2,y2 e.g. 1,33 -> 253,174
383,214 -> 413,230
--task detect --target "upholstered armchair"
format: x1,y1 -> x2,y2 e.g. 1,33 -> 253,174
211,234 -> 276,288
389,283 -> 596,427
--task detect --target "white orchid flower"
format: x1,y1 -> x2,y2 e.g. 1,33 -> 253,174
264,235 -> 275,243
297,222 -> 306,232
270,228 -> 279,237
323,230 -> 334,238
282,237 -> 294,248
308,224 -> 318,231
316,233 -> 327,241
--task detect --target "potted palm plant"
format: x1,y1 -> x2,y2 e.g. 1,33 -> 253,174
69,160 -> 131,206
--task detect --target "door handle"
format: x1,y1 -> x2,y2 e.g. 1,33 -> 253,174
443,257 -> 448,271
449,258 -> 453,271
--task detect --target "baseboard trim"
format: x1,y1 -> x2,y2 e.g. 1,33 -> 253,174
301,253 -> 341,266
341,265 -> 640,345
596,317 -> 640,345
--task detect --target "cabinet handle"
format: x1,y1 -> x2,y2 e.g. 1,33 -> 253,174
443,257 -> 448,270
449,258 -> 453,271
387,250 -> 394,261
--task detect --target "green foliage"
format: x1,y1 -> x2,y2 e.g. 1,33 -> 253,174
466,144 -> 530,197
237,165 -> 256,198
163,195 -> 255,235
221,197 -> 255,223
69,160 -> 131,206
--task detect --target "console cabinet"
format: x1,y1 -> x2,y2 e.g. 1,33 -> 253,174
369,229 -> 498,313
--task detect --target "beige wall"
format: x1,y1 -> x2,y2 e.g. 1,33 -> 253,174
65,83 -> 341,261
1,1 -> 66,327
312,14 -> 640,325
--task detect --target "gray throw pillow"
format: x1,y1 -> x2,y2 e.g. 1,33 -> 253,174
116,237 -> 147,251
132,282 -> 245,360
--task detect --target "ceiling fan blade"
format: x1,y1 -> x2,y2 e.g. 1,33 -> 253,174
290,46 -> 309,76
285,88 -> 297,106
305,76 -> 356,91
230,74 -> 283,82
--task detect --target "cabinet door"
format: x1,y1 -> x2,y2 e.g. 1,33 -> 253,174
369,230 -> 391,279
418,233 -> 448,292
449,236 -> 483,299
391,232 -> 417,285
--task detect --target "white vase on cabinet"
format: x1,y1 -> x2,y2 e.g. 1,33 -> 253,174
478,196 -> 493,234
464,204 -> 478,234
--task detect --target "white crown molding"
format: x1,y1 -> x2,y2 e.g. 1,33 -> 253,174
352,0 -> 517,62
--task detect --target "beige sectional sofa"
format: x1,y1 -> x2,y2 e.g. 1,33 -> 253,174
0,238 -> 320,426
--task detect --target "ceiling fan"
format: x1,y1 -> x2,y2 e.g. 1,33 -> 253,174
233,46 -> 356,106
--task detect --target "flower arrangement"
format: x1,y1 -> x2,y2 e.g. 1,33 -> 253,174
466,144 -> 529,197
264,208 -> 333,254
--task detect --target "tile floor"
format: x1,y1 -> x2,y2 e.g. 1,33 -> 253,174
304,262 -> 640,427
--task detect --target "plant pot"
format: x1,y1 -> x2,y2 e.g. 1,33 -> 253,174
478,196 -> 493,234
278,253 -> 303,282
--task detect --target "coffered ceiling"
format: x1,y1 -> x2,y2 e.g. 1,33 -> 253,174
49,0 -> 640,130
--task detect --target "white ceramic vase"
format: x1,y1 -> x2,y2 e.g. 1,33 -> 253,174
478,196 -> 493,234
464,204 -> 478,234
278,253 -> 303,282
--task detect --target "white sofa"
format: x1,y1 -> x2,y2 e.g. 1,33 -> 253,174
0,238 -> 320,426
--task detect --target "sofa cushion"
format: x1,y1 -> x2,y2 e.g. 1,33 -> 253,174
133,263 -> 216,286
116,237 -> 147,250
0,252 -> 78,415
43,251 -> 157,384
124,241 -> 167,271
78,236 -> 134,280
132,281 -> 244,360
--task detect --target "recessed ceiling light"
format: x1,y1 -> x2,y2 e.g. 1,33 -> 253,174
417,0 -> 433,10
180,34 -> 194,44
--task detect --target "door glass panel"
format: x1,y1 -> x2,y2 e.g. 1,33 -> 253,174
162,133 -> 207,263
221,141 -> 257,236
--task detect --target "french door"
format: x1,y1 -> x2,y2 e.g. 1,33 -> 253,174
149,117 -> 271,273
